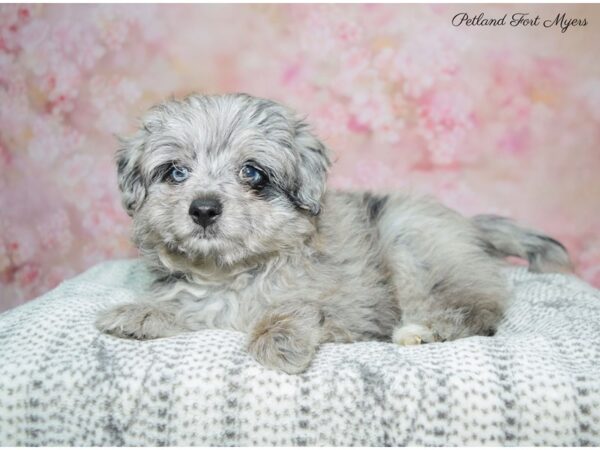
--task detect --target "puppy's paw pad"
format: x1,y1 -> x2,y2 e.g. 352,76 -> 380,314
95,303 -> 178,340
393,323 -> 437,346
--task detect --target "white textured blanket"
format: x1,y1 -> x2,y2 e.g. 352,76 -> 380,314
0,259 -> 599,446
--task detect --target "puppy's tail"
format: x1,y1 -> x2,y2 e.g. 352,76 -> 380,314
472,214 -> 573,273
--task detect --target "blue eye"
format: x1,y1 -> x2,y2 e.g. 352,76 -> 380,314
170,166 -> 189,183
240,164 -> 266,187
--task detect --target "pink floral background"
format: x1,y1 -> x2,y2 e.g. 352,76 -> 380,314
1,4 -> 599,312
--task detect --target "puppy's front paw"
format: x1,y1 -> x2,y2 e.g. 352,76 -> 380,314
247,315 -> 317,374
95,303 -> 182,340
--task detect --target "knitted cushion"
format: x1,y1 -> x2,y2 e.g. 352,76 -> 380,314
0,259 -> 599,445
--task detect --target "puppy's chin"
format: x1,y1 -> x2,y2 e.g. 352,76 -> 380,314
164,235 -> 243,266
157,231 -> 277,273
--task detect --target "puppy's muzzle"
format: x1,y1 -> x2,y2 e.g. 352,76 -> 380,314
189,197 -> 223,228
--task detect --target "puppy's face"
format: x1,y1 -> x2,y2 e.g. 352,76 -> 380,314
117,94 -> 330,268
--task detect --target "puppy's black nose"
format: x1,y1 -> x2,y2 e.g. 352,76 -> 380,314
189,197 -> 223,228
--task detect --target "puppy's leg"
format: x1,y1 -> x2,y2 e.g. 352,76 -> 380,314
375,196 -> 509,345
247,302 -> 323,374
388,246 -> 507,345
385,247 -> 442,345
95,298 -> 188,340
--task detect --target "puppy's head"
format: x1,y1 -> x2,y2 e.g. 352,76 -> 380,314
117,93 -> 330,268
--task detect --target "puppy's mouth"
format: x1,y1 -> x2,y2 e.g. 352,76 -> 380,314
191,227 -> 219,240
165,230 -> 223,257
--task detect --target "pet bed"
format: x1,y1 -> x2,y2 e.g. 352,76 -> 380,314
0,259 -> 599,446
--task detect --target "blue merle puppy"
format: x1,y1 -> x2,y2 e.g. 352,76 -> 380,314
96,93 -> 572,374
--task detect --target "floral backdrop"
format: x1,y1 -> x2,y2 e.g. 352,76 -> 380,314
1,4 -> 599,311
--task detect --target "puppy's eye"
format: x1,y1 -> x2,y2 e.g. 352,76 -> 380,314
240,164 -> 267,188
169,166 -> 190,183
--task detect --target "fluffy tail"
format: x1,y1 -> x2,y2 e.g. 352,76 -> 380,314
472,214 -> 573,273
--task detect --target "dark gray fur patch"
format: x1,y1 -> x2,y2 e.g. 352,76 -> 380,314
118,160 -> 145,209
256,176 -> 319,217
363,193 -> 389,222
431,279 -> 447,295
477,236 -> 500,257
537,234 -> 567,252
116,155 -> 128,175
149,162 -> 176,184
153,272 -> 186,286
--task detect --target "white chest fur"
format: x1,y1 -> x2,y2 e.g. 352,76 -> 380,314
161,269 -> 277,333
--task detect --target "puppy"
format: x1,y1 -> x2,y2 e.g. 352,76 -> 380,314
96,93 -> 572,374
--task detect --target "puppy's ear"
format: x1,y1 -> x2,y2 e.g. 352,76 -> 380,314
116,131 -> 147,217
290,121 -> 331,216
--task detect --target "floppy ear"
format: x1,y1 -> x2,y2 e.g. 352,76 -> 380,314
116,131 -> 147,217
290,121 -> 331,216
